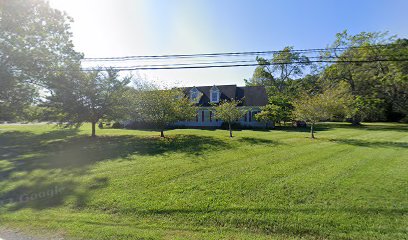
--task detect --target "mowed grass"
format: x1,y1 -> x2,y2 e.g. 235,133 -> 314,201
0,123 -> 407,239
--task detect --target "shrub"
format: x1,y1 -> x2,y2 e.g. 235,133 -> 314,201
111,122 -> 123,129
220,121 -> 243,130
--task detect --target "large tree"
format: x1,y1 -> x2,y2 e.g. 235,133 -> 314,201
46,68 -> 131,137
381,39 -> 408,120
0,0 -> 82,121
245,46 -> 310,97
321,30 -> 398,123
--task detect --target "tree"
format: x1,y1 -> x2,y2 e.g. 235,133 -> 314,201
268,96 -> 294,125
381,39 -> 408,120
132,88 -> 197,138
348,96 -> 385,123
293,84 -> 352,138
213,100 -> 247,138
254,95 -> 294,128
0,0 -> 82,120
292,74 -> 322,96
255,104 -> 280,128
245,46 -> 310,97
46,68 -> 131,137
321,30 -> 396,124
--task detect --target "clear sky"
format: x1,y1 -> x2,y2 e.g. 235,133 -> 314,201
48,0 -> 408,87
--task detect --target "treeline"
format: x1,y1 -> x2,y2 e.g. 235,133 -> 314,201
245,31 -> 408,125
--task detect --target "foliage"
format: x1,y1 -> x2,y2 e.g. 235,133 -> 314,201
0,0 -> 82,121
245,46 -> 310,97
321,30 -> 402,122
111,122 -> 123,129
255,94 -> 294,128
291,74 -> 322,95
246,30 -> 408,123
348,96 -> 385,123
220,121 -> 243,130
293,84 -> 352,138
255,104 -> 280,127
45,68 -> 131,137
213,99 -> 247,137
132,88 -> 197,137
269,95 -> 294,123
381,39 -> 408,118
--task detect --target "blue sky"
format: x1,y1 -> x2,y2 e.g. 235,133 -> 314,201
49,0 -> 408,87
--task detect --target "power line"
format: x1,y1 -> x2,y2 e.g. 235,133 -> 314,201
81,44 -> 394,61
7,44 -> 408,72
9,58 -> 408,73
79,58 -> 408,71
81,56 -> 341,69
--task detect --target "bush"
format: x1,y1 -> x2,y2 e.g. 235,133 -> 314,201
125,121 -> 158,129
399,115 -> 408,123
220,121 -> 243,130
112,122 -> 123,129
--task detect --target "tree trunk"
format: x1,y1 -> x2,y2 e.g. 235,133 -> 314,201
229,122 -> 233,138
91,121 -> 96,137
160,130 -> 165,138
310,123 -> 315,139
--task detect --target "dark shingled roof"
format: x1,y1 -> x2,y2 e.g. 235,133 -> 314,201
182,85 -> 268,106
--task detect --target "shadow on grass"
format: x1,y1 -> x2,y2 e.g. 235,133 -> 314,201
357,123 -> 408,132
238,137 -> 281,146
272,122 -> 408,134
329,138 -> 408,148
273,126 -> 329,133
0,129 -> 230,211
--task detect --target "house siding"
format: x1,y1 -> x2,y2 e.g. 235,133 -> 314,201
174,107 -> 268,128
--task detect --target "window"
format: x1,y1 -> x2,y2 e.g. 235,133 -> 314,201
210,86 -> 220,103
211,91 -> 219,102
190,87 -> 200,103
191,91 -> 198,100
210,111 -> 212,122
202,111 -> 205,122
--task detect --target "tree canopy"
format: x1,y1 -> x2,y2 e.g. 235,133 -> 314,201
246,30 -> 408,124
293,84 -> 352,138
213,100 -> 247,138
46,68 -> 131,137
0,0 -> 82,121
245,46 -> 310,98
131,87 -> 197,137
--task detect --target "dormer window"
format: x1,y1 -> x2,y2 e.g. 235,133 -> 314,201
210,85 -> 220,103
190,87 -> 201,103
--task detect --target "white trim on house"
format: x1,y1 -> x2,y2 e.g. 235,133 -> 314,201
210,85 -> 220,103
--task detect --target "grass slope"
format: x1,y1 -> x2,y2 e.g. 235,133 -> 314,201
0,123 -> 407,239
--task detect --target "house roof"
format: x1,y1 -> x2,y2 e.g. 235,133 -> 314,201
182,85 -> 268,106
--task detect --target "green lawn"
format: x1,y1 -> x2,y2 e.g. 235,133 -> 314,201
0,123 -> 407,239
